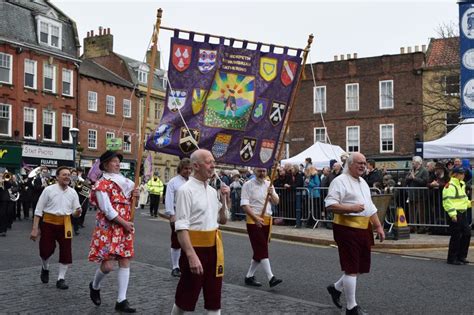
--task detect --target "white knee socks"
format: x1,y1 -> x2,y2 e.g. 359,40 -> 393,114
41,258 -> 49,270
57,263 -> 68,280
342,275 -> 357,310
246,259 -> 259,278
260,258 -> 274,280
92,268 -> 108,290
334,274 -> 344,291
207,309 -> 221,315
171,303 -> 185,315
171,248 -> 181,269
117,267 -> 130,303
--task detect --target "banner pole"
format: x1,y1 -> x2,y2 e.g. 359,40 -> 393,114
131,8 -> 163,221
260,34 -> 314,219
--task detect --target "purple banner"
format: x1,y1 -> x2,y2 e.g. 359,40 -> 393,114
145,37 -> 302,167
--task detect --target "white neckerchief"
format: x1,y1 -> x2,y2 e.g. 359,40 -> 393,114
103,172 -> 135,198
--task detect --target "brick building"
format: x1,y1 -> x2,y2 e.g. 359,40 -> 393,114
0,0 -> 80,173
78,59 -> 138,179
289,50 -> 426,170
82,27 -> 179,182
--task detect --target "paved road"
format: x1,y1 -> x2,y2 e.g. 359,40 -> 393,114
1,208 -> 472,314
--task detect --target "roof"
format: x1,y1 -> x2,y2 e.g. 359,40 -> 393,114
0,0 -> 79,58
425,37 -> 459,68
79,59 -> 134,88
115,53 -> 167,91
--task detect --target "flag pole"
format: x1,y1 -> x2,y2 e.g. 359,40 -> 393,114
131,8 -> 163,221
260,34 -> 314,218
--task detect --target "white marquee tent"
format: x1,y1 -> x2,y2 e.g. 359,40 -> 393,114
423,118 -> 474,159
281,141 -> 347,169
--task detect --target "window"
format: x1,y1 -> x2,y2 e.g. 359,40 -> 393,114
445,75 -> 459,95
0,53 -> 12,84
123,134 -> 131,152
154,103 -> 160,120
0,104 -> 12,136
346,126 -> 360,152
43,64 -> 56,93
379,80 -> 394,109
61,113 -> 72,143
88,91 -> 97,111
62,69 -> 73,96
106,131 -> 115,140
123,99 -> 131,118
380,124 -> 394,153
106,95 -> 115,115
37,17 -> 62,49
446,112 -> 460,133
345,83 -> 359,111
313,86 -> 326,113
24,59 -> 37,89
24,107 -> 37,139
88,129 -> 97,149
43,110 -> 55,141
138,70 -> 148,84
313,127 -> 327,143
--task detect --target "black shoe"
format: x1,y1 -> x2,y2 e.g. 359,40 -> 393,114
458,258 -> 470,264
244,276 -> 262,287
74,230 -> 80,235
171,268 -> 181,277
115,299 -> 136,313
269,276 -> 282,288
327,284 -> 342,309
40,268 -> 49,283
346,305 -> 368,315
56,279 -> 69,290
89,282 -> 101,306
447,260 -> 463,265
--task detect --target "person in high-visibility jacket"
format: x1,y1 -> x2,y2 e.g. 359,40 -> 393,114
442,167 -> 472,265
147,172 -> 164,217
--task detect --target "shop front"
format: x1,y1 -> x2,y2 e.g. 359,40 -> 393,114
22,144 -> 74,175
0,144 -> 22,173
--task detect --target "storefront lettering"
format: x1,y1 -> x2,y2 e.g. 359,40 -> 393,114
0,149 -> 7,158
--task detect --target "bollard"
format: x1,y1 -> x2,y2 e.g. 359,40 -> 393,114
392,207 -> 410,240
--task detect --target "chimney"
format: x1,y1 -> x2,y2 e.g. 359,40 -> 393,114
334,55 -> 338,61
422,44 -> 427,53
340,54 -> 345,60
107,28 -> 111,35
146,49 -> 161,69
353,53 -> 358,59
400,47 -> 405,54
83,27 -> 114,59
87,31 -> 90,37
415,45 -> 419,52
407,46 -> 412,53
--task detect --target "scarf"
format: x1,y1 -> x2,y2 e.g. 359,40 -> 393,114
102,172 -> 135,198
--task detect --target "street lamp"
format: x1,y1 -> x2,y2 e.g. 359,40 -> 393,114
69,127 -> 79,168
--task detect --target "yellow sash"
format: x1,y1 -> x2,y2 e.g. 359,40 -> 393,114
43,213 -> 73,239
188,230 -> 224,277
333,214 -> 370,229
246,215 -> 273,243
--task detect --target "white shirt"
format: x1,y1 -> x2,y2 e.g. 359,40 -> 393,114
175,176 -> 222,231
240,178 -> 275,216
34,184 -> 81,217
165,175 -> 188,216
94,173 -> 135,221
324,173 -> 377,217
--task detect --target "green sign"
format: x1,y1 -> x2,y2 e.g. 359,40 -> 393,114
0,145 -> 22,166
106,138 -> 122,151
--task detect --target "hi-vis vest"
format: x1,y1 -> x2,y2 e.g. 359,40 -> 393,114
146,178 -> 164,195
442,177 -> 471,219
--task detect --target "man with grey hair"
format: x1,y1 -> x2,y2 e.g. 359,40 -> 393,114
325,153 -> 385,315
172,149 -> 230,314
405,156 -> 429,233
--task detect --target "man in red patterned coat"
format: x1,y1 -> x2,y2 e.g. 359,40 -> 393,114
87,151 -> 139,313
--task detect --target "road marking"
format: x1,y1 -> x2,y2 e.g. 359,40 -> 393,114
401,255 -> 431,261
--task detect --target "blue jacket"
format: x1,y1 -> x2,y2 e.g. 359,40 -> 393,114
306,174 -> 320,198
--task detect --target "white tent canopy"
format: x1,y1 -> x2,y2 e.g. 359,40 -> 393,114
423,118 -> 474,159
281,141 -> 347,169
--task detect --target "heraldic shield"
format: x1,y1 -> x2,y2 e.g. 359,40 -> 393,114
172,44 -> 192,72
281,60 -> 298,86
211,133 -> 232,159
153,124 -> 173,148
240,137 -> 257,162
192,88 -> 208,115
168,89 -> 187,112
259,57 -> 278,82
259,139 -> 275,163
269,101 -> 286,126
198,49 -> 217,74
179,127 -> 200,154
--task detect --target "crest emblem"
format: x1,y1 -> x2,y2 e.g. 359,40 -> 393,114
259,57 -> 278,82
281,60 -> 298,86
153,124 -> 173,148
211,133 -> 232,159
172,44 -> 192,72
240,137 -> 257,162
167,89 -> 187,112
179,128 -> 200,154
251,98 -> 268,123
198,49 -> 217,74
269,101 -> 286,126
260,139 -> 275,164
192,89 -> 208,114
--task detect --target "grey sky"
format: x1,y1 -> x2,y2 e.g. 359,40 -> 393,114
53,0 -> 458,69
